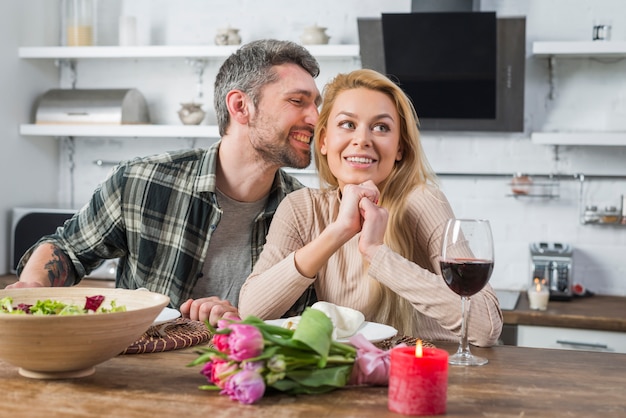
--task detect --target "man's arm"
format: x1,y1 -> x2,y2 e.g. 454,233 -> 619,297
7,243 -> 76,288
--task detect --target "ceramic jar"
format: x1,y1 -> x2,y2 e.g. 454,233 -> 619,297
215,27 -> 242,46
178,103 -> 206,125
300,25 -> 330,45
511,173 -> 532,195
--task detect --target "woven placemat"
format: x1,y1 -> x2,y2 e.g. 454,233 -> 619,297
373,335 -> 436,351
121,317 -> 212,355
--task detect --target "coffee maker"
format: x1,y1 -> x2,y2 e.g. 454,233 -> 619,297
529,242 -> 573,300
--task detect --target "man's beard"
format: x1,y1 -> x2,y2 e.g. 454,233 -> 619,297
248,113 -> 312,169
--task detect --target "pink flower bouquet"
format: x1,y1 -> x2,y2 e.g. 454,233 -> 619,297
188,307 -> 392,404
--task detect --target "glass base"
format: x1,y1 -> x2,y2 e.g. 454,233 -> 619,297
449,352 -> 488,366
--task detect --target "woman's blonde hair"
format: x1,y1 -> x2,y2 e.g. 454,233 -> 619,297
313,69 -> 439,336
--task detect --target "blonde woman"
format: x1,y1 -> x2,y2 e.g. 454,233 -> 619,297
239,69 -> 502,346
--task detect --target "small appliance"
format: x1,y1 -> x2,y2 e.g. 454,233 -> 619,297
11,207 -> 116,280
529,242 -> 573,300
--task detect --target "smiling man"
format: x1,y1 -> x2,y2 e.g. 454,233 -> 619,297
11,39 -> 321,326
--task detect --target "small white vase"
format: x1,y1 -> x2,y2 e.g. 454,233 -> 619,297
300,25 -> 330,45
215,27 -> 242,46
178,102 -> 205,125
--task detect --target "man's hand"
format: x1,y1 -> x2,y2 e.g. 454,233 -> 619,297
179,297 -> 241,326
4,280 -> 45,289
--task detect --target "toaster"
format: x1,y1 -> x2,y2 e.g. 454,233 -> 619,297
529,242 -> 573,300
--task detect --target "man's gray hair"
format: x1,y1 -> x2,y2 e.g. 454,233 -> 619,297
214,39 -> 320,137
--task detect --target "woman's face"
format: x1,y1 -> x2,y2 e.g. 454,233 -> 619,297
320,87 -> 402,190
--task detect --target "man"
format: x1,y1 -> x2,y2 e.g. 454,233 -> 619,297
9,39 -> 321,325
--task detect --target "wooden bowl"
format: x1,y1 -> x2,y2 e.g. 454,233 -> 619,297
0,287 -> 169,379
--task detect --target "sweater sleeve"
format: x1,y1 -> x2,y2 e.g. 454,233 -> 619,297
239,191 -> 316,319
368,186 -> 503,347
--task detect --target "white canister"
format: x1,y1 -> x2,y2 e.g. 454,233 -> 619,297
119,16 -> 138,46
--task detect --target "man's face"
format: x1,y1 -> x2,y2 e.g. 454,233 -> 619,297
247,63 -> 321,169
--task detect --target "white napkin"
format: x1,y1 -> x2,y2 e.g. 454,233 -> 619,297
282,301 -> 365,339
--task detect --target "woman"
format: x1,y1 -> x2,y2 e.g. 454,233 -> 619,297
239,69 -> 502,346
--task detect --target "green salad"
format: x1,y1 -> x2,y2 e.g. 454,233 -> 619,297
0,294 -> 126,315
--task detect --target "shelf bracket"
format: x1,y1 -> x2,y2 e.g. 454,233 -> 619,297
56,59 -> 78,89
61,136 -> 76,208
548,55 -> 556,100
185,58 -> 207,102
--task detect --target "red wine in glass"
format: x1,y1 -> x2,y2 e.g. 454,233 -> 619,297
440,259 -> 494,297
440,219 -> 494,366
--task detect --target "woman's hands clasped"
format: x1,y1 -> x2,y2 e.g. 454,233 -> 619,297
339,180 -> 388,262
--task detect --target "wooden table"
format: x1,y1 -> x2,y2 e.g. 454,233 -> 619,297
0,342 -> 624,417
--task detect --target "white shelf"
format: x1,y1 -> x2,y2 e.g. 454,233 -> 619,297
532,41 -> 626,57
17,44 -> 360,140
18,44 -> 360,59
531,132 -> 626,146
19,124 -> 220,138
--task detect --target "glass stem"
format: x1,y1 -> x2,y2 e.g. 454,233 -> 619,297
457,296 -> 472,357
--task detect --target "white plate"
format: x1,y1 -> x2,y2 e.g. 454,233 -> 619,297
152,307 -> 181,326
264,319 -> 397,343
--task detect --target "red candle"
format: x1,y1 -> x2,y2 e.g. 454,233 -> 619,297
388,342 -> 449,416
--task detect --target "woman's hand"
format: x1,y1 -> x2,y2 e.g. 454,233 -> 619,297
336,181 -> 380,237
356,184 -> 388,262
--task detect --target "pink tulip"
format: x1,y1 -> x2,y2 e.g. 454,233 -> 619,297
212,333 -> 230,353
222,370 -> 266,405
209,359 -> 239,389
227,324 -> 264,361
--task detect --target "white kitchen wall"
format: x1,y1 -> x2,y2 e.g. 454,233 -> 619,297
1,1 -> 61,274
11,0 -> 626,296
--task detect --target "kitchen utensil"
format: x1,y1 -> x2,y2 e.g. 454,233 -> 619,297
530,242 -> 573,300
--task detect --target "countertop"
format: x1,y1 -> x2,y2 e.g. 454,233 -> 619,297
0,341 -> 624,417
503,291 -> 626,332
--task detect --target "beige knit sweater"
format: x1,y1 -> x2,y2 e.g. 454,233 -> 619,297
239,185 -> 503,347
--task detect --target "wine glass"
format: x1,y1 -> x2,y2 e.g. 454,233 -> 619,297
440,219 -> 494,366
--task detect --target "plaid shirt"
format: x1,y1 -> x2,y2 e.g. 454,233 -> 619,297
17,141 -> 313,310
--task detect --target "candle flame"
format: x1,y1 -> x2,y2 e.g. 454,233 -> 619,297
535,282 -> 541,292
415,339 -> 423,358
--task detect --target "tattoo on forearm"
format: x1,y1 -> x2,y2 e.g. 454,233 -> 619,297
45,248 -> 75,287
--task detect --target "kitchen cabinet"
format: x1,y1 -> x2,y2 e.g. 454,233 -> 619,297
517,324 -> 626,354
531,41 -> 626,146
18,45 -> 360,139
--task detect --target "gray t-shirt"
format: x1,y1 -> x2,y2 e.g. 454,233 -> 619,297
191,188 -> 267,306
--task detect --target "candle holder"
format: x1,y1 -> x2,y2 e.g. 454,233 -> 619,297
527,278 -> 549,310
388,343 -> 448,416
